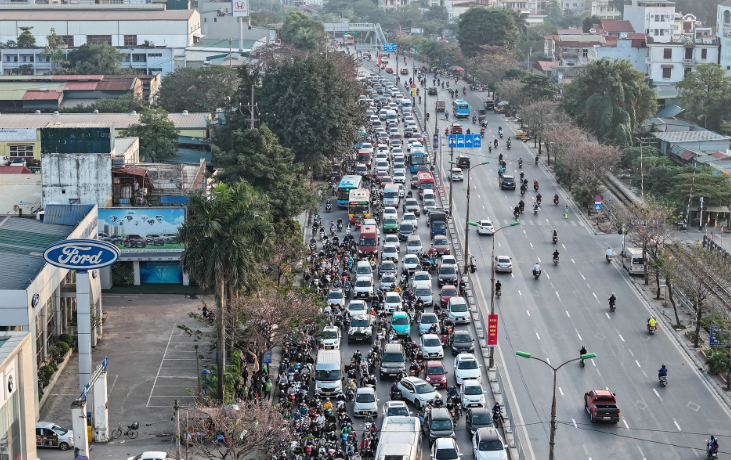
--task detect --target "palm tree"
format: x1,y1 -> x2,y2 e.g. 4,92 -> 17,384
179,182 -> 273,400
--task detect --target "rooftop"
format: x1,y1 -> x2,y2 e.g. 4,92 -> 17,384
0,174 -> 41,216
0,7 -> 195,21
653,130 -> 730,143
0,112 -> 211,130
600,20 -> 635,33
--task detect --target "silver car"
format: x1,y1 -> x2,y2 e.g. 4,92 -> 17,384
418,312 -> 440,335
406,234 -> 423,254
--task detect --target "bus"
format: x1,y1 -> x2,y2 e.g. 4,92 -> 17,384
374,416 -> 422,460
348,189 -> 371,223
337,175 -> 363,208
453,99 -> 470,118
343,34 -> 355,45
409,146 -> 428,173
417,171 -> 436,197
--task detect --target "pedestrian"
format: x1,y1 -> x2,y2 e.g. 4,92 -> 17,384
242,366 -> 249,384
264,377 -> 273,399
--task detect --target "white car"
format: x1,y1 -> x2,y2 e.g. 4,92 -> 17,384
353,276 -> 374,299
440,255 -> 458,267
377,144 -> 390,154
382,400 -> 411,418
402,212 -> 419,229
449,168 -> 464,181
127,453 -> 175,460
454,353 -> 482,384
406,234 -> 423,254
347,299 -> 368,316
393,171 -> 406,184
413,283 -> 434,307
473,427 -> 508,460
380,272 -> 397,291
478,219 -> 495,235
447,296 -> 470,324
383,234 -> 400,247
397,183 -> 406,197
327,288 -> 345,307
384,291 -> 403,313
397,376 -> 438,410
403,115 -> 416,126
495,255 -> 513,273
418,312 -> 440,335
431,437 -> 461,460
383,207 -> 398,219
376,160 -> 390,173
355,261 -> 373,280
461,380 -> 486,408
402,253 -> 421,272
354,387 -> 378,417
391,147 -> 404,156
375,153 -> 389,163
422,199 -> 437,215
382,244 -> 399,261
411,271 -> 432,290
420,334 -> 444,359
321,325 -> 341,350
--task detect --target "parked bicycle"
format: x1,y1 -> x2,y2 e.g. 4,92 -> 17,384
110,421 -> 139,440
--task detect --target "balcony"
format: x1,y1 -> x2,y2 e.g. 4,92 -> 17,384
683,58 -> 694,65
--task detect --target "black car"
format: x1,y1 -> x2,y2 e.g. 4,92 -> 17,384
398,222 -> 415,241
348,314 -> 375,344
451,330 -> 475,355
437,264 -> 459,287
456,154 -> 470,169
500,175 -> 516,190
428,87 -> 438,95
379,260 -> 398,276
467,408 -> 494,435
123,234 -> 146,248
424,407 -> 456,444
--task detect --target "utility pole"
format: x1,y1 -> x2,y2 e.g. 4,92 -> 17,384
173,399 -> 181,459
228,38 -> 232,68
195,345 -> 202,397
448,140 -> 454,218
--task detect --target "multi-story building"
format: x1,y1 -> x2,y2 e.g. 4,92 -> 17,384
623,0 -> 675,43
645,28 -> 718,84
716,1 -> 731,75
543,32 -> 606,65
597,33 -> 648,74
562,0 -> 588,13
673,12 -> 700,41
591,0 -> 621,19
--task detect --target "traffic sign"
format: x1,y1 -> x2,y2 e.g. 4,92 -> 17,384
595,195 -> 602,202
448,135 -> 456,147
433,134 -> 438,150
263,350 -> 273,364
594,202 -> 601,211
383,43 -> 396,51
472,134 -> 482,148
465,136 -> 473,147
456,135 -> 465,148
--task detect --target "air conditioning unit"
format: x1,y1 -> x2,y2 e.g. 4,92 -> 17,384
619,32 -> 628,39
726,30 -> 731,37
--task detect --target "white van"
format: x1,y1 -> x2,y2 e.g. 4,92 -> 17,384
375,416 -> 422,460
402,106 -> 413,117
383,184 -> 400,207
623,247 -> 644,275
401,99 -> 413,109
386,110 -> 398,123
315,349 -> 342,396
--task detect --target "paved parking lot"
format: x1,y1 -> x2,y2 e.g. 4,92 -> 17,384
39,294 -> 210,460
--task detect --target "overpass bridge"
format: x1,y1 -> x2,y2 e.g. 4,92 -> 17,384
324,22 -> 387,49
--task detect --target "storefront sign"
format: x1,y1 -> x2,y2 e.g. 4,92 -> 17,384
487,314 -> 498,347
43,239 -> 120,270
232,0 -> 248,16
0,128 -> 36,142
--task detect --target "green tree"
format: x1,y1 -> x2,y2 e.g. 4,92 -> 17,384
251,11 -> 284,27
544,0 -> 563,23
40,28 -> 66,71
124,107 -> 179,162
582,15 -> 601,32
676,63 -> 731,125
17,26 -> 36,48
257,54 -> 364,170
456,8 -> 520,58
561,58 -> 656,146
669,170 -> 731,205
279,11 -> 326,51
214,126 -> 316,222
65,44 -> 131,75
179,182 -> 273,401
520,73 -> 556,102
158,67 -> 239,113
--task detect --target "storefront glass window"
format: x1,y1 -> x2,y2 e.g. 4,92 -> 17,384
0,390 -> 22,460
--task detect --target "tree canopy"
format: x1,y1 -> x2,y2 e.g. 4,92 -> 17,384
279,11 -> 326,51
677,63 -> 731,128
63,44 -> 133,75
124,107 -> 179,162
17,27 -> 36,49
456,8 -> 520,58
561,58 -> 656,146
158,67 -> 239,113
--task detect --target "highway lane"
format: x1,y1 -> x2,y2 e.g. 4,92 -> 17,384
361,57 -> 731,459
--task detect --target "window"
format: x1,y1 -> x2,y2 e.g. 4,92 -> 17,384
9,145 -> 33,157
60,35 -> 73,46
132,54 -> 146,62
582,48 -> 588,57
148,53 -> 163,57
124,35 -> 137,46
20,55 -> 33,62
149,68 -> 163,74
684,67 -> 692,76
663,48 -> 672,59
662,67 -> 672,79
702,48 -> 708,59
725,10 -> 731,24
5,55 -> 17,63
685,48 -> 693,59
86,35 -> 112,45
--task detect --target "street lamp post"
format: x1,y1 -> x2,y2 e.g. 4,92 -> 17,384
487,222 -> 520,368
515,351 -> 597,460
449,159 -> 489,274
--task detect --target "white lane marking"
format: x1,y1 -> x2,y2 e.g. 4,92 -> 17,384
572,418 -> 577,428
537,257 -> 541,263
673,419 -> 681,431
546,357 -> 550,365
482,205 -> 485,209
628,349 -> 634,357
498,242 -> 501,247
591,359 -> 596,367
511,273 -> 514,278
579,271 -> 584,279
593,292 -> 598,301
578,333 -> 583,340
518,290 -> 522,296
562,244 -> 566,249
623,419 -> 629,429
605,312 -> 611,319
556,291 -> 560,298
530,243 -> 533,248
527,310 -> 531,316
642,370 -> 647,379
571,258 -> 575,264
559,387 -> 564,396
566,311 -> 571,318
636,360 -> 641,368
546,273 -> 551,279
478,194 -> 481,198
536,333 -> 540,340
653,388 -> 662,400
619,334 -> 625,342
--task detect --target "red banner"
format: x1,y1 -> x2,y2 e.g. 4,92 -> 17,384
487,314 -> 498,347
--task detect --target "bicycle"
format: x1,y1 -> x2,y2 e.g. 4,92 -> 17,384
110,421 -> 139,440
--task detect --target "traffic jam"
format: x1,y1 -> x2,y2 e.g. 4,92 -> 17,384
301,67 -> 508,460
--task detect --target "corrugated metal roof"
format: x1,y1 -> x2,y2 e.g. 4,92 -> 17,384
62,82 -> 99,91
52,76 -> 104,81
43,204 -> 94,226
600,20 -> 635,32
0,112 -> 210,129
22,91 -> 62,101
0,166 -> 32,174
653,130 -> 730,142
96,76 -> 137,91
0,76 -> 102,82
0,9 -> 194,21
0,174 -> 41,216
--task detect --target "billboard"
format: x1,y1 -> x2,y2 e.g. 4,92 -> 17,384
232,0 -> 248,17
98,207 -> 185,252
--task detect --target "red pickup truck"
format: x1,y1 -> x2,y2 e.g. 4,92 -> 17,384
584,389 -> 620,423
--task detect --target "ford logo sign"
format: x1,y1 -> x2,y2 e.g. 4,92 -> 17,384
31,294 -> 39,308
43,239 -> 120,270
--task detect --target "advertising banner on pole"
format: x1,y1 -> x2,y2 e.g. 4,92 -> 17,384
232,0 -> 249,17
487,314 -> 498,347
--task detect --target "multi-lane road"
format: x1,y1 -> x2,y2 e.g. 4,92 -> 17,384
360,54 -> 731,459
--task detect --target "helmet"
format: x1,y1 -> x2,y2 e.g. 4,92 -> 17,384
662,364 -> 666,368
326,397 -> 330,401
435,393 -> 441,399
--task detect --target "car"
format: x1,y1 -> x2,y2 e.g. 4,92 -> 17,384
424,360 -> 448,388
406,234 -> 423,254
413,283 -> 433,307
126,453 -> 176,460
432,235 -> 450,255
383,234 -> 400,247
161,233 -> 178,244
381,245 -> 399,263
440,255 -> 457,267
397,376 -> 438,410
321,325 -> 341,350
473,427 -> 508,460
385,67 -> 394,73
380,272 -> 397,291
451,330 -> 475,355
422,199 -> 437,215
36,421 -> 74,451
454,353 -> 482,384
402,253 -> 421,273
420,334 -> 444,359
495,256 -> 513,273
428,86 -> 438,95
402,212 -> 419,229
379,259 -> 398,276
457,154 -> 471,168
123,234 -> 146,248
478,219 -> 495,235
376,160 -> 390,172
377,143 -> 390,153
383,216 -> 399,234
437,264 -> 459,287
439,285 -> 459,308
402,198 -> 421,216
448,296 -> 470,324
375,152 -> 389,163
461,379 -> 486,408
410,271 -> 432,290
347,299 -> 368,316
398,222 -> 415,241
356,260 -> 374,278
451,124 -> 463,134
382,400 -> 410,418
400,68 -> 409,74
467,407 -> 494,434
391,311 -> 411,337
354,387 -> 378,417
407,140 -> 423,152
393,171 -> 406,184
418,312 -> 440,335
500,175 -> 516,190
353,276 -> 374,299
448,168 -> 464,181
426,412 -> 457,446
348,314 -> 375,343
410,176 -> 420,189
393,161 -> 406,176
403,115 -> 415,125
378,132 -> 390,142
404,127 -> 414,138
376,170 -> 389,182
384,291 -> 403,313
145,234 -> 165,245
327,288 -> 345,307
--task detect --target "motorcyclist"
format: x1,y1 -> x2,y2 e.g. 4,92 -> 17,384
432,393 -> 444,408
553,250 -> 559,262
323,398 -> 333,412
648,316 -> 657,331
345,378 -> 357,393
609,293 -> 617,308
492,402 -> 501,418
533,202 -> 539,212
658,364 -> 668,381
410,360 -> 421,375
472,115 -> 476,124
518,158 -> 523,168
390,382 -> 400,399
606,247 -> 612,260
519,171 -> 525,181
554,194 -> 559,205
506,138 -> 511,148
536,193 -> 542,204
533,179 -> 539,189
552,229 -> 558,241
533,262 -> 541,275
498,126 -> 503,135
708,435 -> 719,454
519,199 -> 525,212
579,346 -> 587,357
447,385 -> 459,399
330,221 -> 336,233
466,128 -> 471,135
513,205 -> 520,218
495,280 -> 502,296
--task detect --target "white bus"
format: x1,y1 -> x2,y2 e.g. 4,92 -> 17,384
622,247 -> 645,275
375,416 -> 422,460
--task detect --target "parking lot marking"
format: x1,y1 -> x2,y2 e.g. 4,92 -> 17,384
146,325 -> 176,408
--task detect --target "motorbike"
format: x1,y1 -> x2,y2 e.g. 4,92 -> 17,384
553,256 -> 559,265
326,203 -> 332,213
472,116 -> 476,124
496,288 -> 501,299
507,142 -> 511,150
514,210 -> 520,220
518,159 -> 523,168
330,227 -> 336,237
706,440 -> 719,458
337,222 -> 343,232
648,325 -> 657,335
533,269 -> 541,279
520,188 -> 526,197
554,196 -> 559,205
533,206 -> 539,215
606,254 -> 612,263
609,300 -> 616,312
659,375 -> 668,387
552,235 -> 558,244
519,203 -> 525,213
499,131 -> 503,138
534,184 -> 539,192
